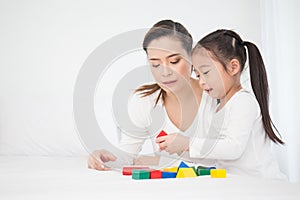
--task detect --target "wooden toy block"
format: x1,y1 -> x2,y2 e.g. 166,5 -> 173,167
162,171 -> 177,178
176,168 -> 197,178
196,165 -> 208,170
178,161 -> 190,168
197,169 -> 211,176
162,166 -> 178,172
210,169 -> 226,178
122,166 -> 150,176
132,170 -> 150,180
150,170 -> 162,179
156,130 -> 168,138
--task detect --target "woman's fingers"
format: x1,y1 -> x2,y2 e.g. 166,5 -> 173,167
100,152 -> 117,162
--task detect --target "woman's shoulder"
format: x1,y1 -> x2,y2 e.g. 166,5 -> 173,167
128,83 -> 162,128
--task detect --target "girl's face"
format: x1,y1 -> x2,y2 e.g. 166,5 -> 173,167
146,37 -> 191,94
192,48 -> 233,99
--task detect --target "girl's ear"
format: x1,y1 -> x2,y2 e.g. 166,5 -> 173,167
227,59 -> 241,76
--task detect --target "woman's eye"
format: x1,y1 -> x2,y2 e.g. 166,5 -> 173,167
203,70 -> 210,75
152,64 -> 160,68
170,59 -> 180,64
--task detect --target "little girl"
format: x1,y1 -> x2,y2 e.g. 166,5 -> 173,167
156,29 -> 287,180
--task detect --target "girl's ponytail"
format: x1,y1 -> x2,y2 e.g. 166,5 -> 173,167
245,41 -> 284,144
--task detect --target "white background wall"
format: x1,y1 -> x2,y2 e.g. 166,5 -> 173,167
0,0 -> 299,182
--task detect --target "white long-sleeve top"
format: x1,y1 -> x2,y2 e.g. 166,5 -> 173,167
118,87 -> 215,167
190,89 -> 287,180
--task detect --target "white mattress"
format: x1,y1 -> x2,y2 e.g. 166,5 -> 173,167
0,156 -> 299,200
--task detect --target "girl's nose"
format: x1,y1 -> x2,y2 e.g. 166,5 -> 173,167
199,75 -> 206,88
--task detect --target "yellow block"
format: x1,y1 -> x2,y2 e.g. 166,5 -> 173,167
163,166 -> 178,172
176,168 -> 197,178
210,169 -> 226,178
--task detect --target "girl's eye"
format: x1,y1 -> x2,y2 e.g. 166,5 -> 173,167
196,74 -> 200,79
152,64 -> 160,68
170,59 -> 180,64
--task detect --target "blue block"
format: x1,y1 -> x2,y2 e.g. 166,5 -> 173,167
162,171 -> 177,178
178,161 -> 190,168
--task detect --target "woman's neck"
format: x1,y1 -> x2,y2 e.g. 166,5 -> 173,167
164,78 -> 202,131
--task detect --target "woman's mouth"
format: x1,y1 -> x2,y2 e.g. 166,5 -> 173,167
162,80 -> 177,86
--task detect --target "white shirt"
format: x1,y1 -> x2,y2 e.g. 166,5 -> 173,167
190,89 -> 287,180
118,86 -> 215,167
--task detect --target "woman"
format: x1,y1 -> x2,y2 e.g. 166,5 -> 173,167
88,19 -> 208,170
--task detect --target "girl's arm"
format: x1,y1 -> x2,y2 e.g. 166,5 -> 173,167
189,93 -> 260,160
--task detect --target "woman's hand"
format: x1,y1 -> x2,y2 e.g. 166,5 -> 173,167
87,149 -> 117,171
155,133 -> 190,155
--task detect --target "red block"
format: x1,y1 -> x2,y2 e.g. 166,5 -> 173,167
156,130 -> 168,138
122,166 -> 150,176
150,170 -> 162,179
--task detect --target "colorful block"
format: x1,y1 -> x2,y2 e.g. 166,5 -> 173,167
178,161 -> 190,168
156,130 -> 168,138
162,166 -> 178,172
162,171 -> 177,178
122,166 -> 150,176
210,169 -> 226,178
132,170 -> 150,180
197,169 -> 211,176
150,170 -> 162,179
196,165 -> 208,170
176,168 -> 197,178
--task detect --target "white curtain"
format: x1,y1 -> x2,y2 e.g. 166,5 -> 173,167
260,0 -> 300,183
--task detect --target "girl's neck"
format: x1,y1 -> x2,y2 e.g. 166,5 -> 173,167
217,83 -> 242,112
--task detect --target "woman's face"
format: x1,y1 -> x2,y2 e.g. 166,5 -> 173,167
192,47 -> 230,99
146,36 -> 191,94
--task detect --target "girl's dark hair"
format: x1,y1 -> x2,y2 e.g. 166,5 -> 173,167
192,29 -> 284,145
135,19 -> 193,105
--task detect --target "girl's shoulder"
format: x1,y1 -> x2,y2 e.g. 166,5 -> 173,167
228,88 -> 261,115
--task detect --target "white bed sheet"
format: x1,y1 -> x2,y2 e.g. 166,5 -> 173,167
0,156 -> 299,200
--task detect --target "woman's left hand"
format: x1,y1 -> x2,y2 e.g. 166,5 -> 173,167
155,133 -> 190,155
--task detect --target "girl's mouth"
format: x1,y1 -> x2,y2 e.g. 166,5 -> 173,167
205,88 -> 213,94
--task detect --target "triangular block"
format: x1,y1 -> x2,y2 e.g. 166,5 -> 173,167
178,161 -> 190,168
176,168 -> 197,178
163,166 -> 178,172
156,130 -> 168,138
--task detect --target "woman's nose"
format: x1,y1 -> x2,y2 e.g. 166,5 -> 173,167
161,65 -> 172,76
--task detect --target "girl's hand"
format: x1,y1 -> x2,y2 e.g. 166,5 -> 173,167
155,133 -> 190,155
87,149 -> 117,171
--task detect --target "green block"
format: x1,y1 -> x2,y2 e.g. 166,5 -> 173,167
132,170 -> 150,180
197,169 -> 211,176
197,165 -> 207,170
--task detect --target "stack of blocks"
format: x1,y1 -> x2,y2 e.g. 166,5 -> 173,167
122,161 -> 226,180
